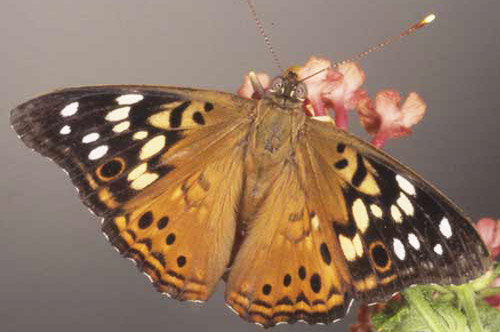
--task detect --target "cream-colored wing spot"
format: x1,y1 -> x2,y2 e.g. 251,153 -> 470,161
133,131 -> 148,140
352,198 -> 369,233
113,121 -> 130,133
105,106 -> 131,122
339,233 -> 364,261
130,172 -> 159,190
139,135 -> 166,160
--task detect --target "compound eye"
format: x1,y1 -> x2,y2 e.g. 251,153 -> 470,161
294,83 -> 307,100
270,77 -> 284,92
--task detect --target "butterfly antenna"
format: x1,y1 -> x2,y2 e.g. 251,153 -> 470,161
300,13 -> 437,82
245,0 -> 284,72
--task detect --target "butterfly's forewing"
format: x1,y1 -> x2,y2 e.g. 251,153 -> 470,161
11,86 -> 255,300
304,118 -> 490,301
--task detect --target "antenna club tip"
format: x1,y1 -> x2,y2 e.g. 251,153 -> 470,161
416,13 -> 437,28
423,13 -> 437,24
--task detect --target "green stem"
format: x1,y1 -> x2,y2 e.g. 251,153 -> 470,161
404,287 -> 449,332
478,286 -> 500,298
471,263 -> 500,292
430,284 -> 453,295
455,285 -> 484,332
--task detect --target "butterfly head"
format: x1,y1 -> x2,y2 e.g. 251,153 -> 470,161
266,71 -> 307,109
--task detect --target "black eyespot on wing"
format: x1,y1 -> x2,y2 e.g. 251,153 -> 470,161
177,255 -> 186,268
192,111 -> 205,125
97,158 -> 125,180
138,211 -> 153,229
283,274 -> 292,287
310,273 -> 321,293
334,159 -> 348,170
204,102 -> 214,112
157,216 -> 169,229
298,266 -> 306,280
320,243 -> 332,265
262,284 -> 272,295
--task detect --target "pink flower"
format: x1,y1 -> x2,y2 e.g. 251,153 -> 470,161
356,90 -> 426,148
295,56 -> 342,117
476,218 -> 500,258
236,57 -> 425,146
475,218 -> 500,308
296,57 -> 367,129
487,277 -> 500,308
237,72 -> 271,99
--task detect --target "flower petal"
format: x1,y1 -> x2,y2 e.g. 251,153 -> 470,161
476,218 -> 500,258
237,72 -> 271,99
400,92 -> 427,128
356,94 -> 380,135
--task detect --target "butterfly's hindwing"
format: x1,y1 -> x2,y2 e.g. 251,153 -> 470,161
225,149 -> 353,326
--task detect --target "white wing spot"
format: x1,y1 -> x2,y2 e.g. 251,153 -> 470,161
311,215 -> 320,231
397,192 -> 414,216
370,204 -> 383,218
60,102 -> 79,117
105,106 -> 131,122
408,233 -> 420,250
352,233 -> 364,257
390,205 -> 403,223
88,145 -> 108,160
396,174 -> 416,196
339,234 -> 356,261
130,172 -> 159,190
439,217 -> 453,239
127,163 -> 148,181
112,121 -> 130,133
434,244 -> 443,255
82,132 -> 100,144
116,94 -> 144,105
393,238 -> 406,260
59,125 -> 71,135
140,135 -> 166,160
133,131 -> 148,140
352,198 -> 369,233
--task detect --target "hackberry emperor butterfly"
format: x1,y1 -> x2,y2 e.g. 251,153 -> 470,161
10,66 -> 491,326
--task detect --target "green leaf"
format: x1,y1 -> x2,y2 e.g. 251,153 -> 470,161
369,264 -> 499,332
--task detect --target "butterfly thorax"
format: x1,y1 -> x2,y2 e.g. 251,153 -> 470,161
251,98 -> 305,157
234,95 -> 306,242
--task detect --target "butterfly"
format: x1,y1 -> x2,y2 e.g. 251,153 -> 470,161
10,71 -> 491,327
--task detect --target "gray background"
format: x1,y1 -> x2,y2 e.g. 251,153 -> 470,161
1,1 -> 499,331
